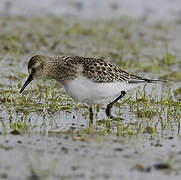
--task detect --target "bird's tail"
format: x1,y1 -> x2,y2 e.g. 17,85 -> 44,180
142,78 -> 167,83
128,74 -> 167,84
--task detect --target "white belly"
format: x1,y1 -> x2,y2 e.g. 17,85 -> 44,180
63,76 -> 139,106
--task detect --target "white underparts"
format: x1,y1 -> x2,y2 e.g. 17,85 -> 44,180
63,76 -> 143,106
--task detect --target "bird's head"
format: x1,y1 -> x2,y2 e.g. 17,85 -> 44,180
19,55 -> 46,93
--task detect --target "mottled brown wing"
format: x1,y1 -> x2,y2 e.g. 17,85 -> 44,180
58,56 -> 166,84
82,57 -> 131,83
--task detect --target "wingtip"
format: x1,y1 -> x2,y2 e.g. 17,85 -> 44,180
162,79 -> 168,83
155,79 -> 168,83
129,73 -> 168,84
143,78 -> 168,83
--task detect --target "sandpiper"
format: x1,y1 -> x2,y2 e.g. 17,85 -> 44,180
19,55 -> 167,123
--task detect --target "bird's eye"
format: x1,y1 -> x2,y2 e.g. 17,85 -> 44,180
32,68 -> 36,72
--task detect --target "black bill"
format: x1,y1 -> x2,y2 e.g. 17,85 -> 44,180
19,74 -> 33,93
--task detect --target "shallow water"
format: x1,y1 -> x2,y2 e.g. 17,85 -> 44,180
1,134 -> 181,180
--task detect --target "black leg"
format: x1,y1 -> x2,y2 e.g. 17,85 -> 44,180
89,106 -> 93,124
106,91 -> 126,118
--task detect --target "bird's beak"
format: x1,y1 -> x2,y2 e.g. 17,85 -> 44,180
19,73 -> 33,93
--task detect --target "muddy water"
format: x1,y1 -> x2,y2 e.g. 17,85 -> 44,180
1,134 -> 181,180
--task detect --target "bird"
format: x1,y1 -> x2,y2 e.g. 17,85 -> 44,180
19,55 -> 167,123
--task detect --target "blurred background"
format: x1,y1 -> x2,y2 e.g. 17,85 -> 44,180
1,0 -> 181,20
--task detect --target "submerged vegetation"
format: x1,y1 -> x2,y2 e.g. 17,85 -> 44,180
0,15 -> 180,138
